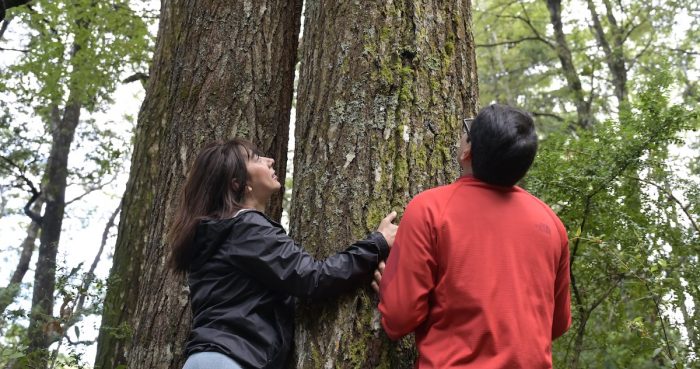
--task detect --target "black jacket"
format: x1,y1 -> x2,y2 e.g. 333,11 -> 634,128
184,210 -> 389,369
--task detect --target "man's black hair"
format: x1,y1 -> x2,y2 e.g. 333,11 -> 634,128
470,104 -> 538,187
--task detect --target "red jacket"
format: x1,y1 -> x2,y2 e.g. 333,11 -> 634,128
379,176 -> 571,368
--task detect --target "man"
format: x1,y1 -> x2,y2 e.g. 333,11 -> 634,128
375,104 -> 571,368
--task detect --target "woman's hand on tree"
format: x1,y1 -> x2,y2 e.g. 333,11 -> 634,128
377,211 -> 398,247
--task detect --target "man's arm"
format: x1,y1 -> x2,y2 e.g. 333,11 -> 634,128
378,195 -> 437,340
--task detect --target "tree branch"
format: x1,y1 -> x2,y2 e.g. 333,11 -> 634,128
23,186 -> 42,224
519,2 -> 556,47
621,19 -> 647,45
626,36 -> 654,72
627,176 -> 699,234
601,0 -> 621,35
643,281 -> 679,369
46,202 -> 122,351
476,36 -> 546,48
570,196 -> 592,312
122,72 -> 149,84
666,47 -> 700,56
585,0 -> 614,61
480,0 -> 522,17
65,176 -> 117,206
0,45 -> 28,52
62,335 -> 94,346
76,202 -> 121,311
615,0 -> 626,16
531,111 -> 565,121
587,273 -> 624,315
495,14 -> 554,49
0,154 -> 43,223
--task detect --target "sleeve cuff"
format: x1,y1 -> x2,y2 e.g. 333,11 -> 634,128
369,231 -> 390,260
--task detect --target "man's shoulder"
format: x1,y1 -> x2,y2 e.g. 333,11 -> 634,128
516,189 -> 562,218
404,183 -> 459,216
515,188 -> 568,240
411,183 -> 456,203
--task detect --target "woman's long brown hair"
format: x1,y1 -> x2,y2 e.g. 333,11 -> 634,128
168,139 -> 260,272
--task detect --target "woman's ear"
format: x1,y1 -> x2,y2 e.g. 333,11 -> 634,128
233,180 -> 253,193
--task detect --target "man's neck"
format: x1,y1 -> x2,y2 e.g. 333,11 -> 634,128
461,165 -> 473,176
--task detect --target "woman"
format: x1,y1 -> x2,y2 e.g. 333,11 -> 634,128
169,139 -> 397,369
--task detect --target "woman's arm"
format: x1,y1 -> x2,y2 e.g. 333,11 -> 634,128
224,211 -> 392,299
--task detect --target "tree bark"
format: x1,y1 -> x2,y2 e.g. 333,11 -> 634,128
94,0 -> 301,368
291,0 -> 478,367
25,100 -> 81,369
545,0 -> 593,129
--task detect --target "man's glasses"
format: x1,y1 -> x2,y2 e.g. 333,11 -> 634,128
462,118 -> 474,142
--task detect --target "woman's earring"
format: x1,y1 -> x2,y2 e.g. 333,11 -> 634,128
246,186 -> 252,192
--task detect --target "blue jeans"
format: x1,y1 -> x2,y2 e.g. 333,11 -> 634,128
182,352 -> 243,369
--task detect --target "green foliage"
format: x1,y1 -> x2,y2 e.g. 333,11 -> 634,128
474,0 -> 699,129
4,0 -> 152,113
525,73 -> 699,367
1,0 -> 153,209
0,100 -> 47,219
0,260 -> 111,369
0,0 -> 153,367
0,324 -> 28,367
71,116 -> 133,190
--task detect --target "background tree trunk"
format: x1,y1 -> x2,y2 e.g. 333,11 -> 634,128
25,100 -> 81,369
94,0 -> 302,368
290,0 -> 478,367
585,0 -> 628,105
545,0 -> 593,129
0,198 -> 43,315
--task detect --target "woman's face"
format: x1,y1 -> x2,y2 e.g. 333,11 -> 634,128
245,153 -> 281,201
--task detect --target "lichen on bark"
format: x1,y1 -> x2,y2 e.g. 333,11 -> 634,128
291,0 -> 478,367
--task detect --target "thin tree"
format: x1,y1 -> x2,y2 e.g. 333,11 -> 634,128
545,0 -> 593,128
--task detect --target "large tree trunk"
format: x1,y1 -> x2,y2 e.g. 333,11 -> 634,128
291,1 -> 478,367
25,100 -> 81,369
94,0 -> 301,368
